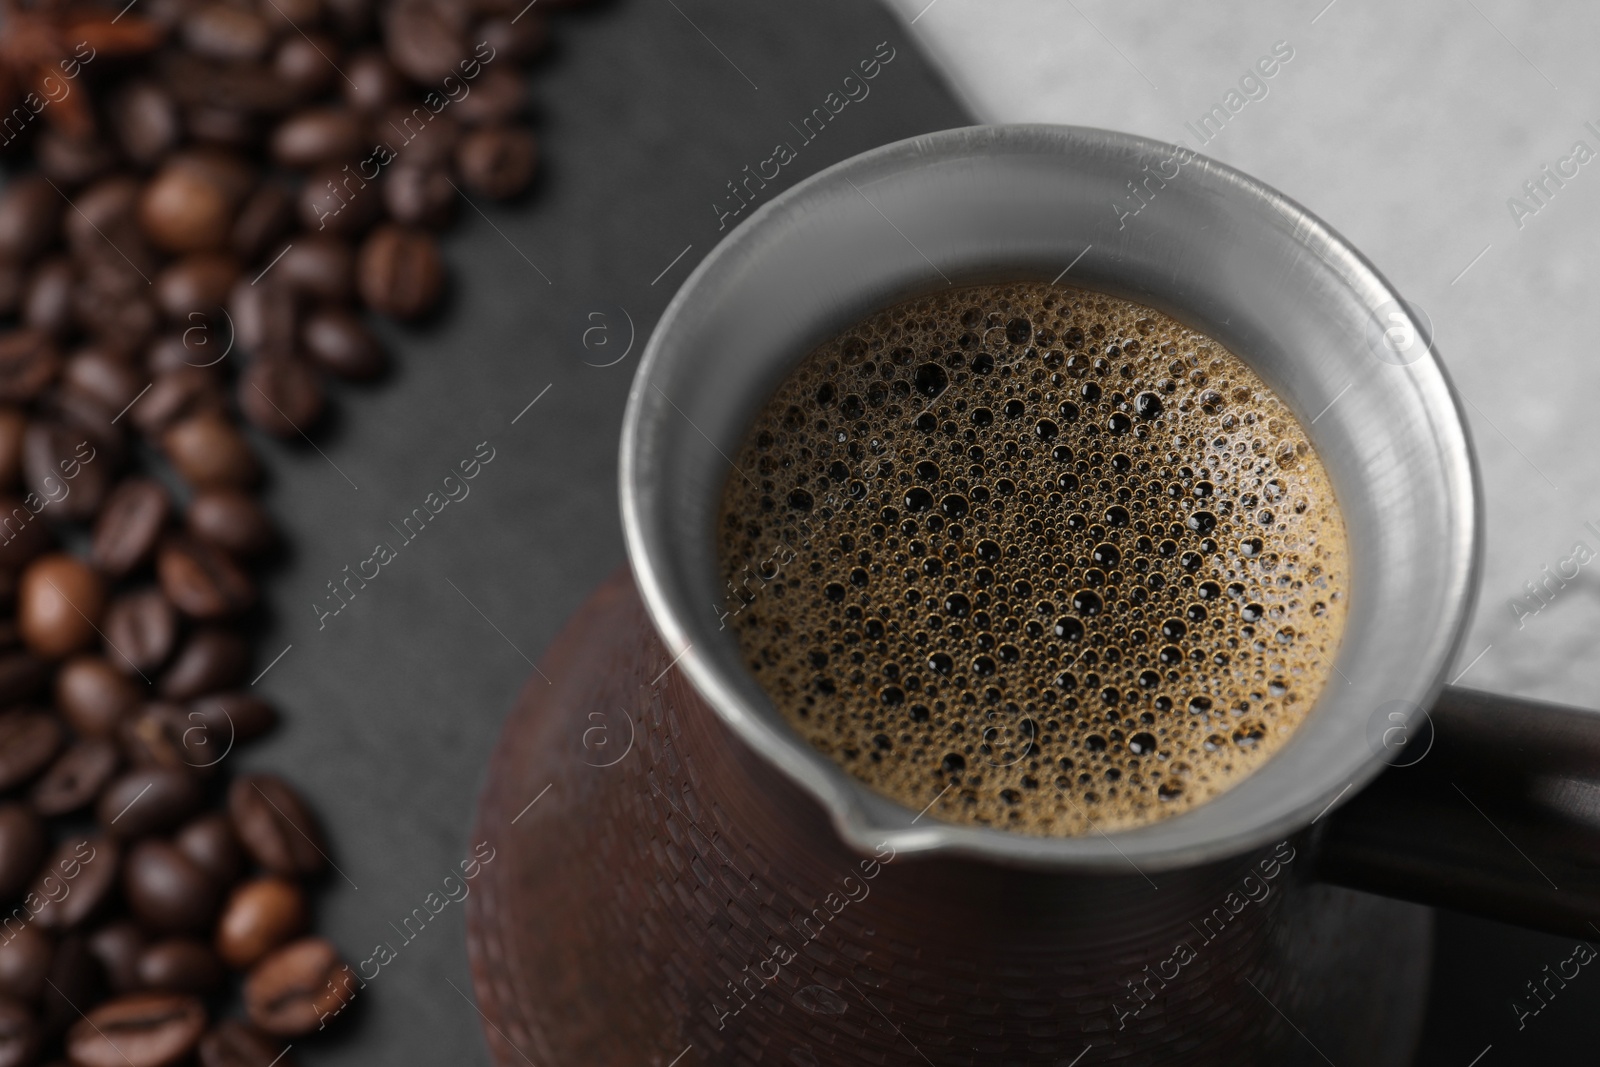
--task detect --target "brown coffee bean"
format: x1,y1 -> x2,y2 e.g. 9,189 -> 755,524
187,491 -> 277,558
301,308 -> 384,380
125,840 -> 219,935
140,153 -> 255,254
65,176 -> 148,261
0,712 -> 62,793
132,368 -> 226,438
238,358 -> 323,437
56,656 -> 142,737
343,49 -> 404,113
229,775 -> 326,877
259,0 -> 320,30
0,495 -> 54,573
0,995 -> 40,1067
174,813 -> 242,887
104,588 -> 178,676
100,768 -> 205,840
19,554 -> 107,658
158,538 -> 256,619
22,257 -> 75,337
380,106 -> 458,168
231,184 -> 295,264
297,163 -> 382,236
227,277 -> 299,356
358,224 -> 442,319
40,933 -> 106,1035
275,235 -> 354,301
187,105 -> 262,148
138,940 -> 224,995
457,125 -> 538,200
37,127 -> 116,186
454,66 -> 527,127
0,804 -> 45,899
0,176 -> 60,265
217,878 -> 307,970
32,837 -> 118,930
63,348 -> 146,422
89,922 -> 146,994
184,3 -> 273,61
189,692 -> 277,749
120,703 -> 214,775
92,480 -> 172,578
158,628 -> 250,701
271,108 -> 363,169
154,254 -> 241,320
112,81 -> 183,167
0,330 -> 60,402
384,0 -> 466,82
382,165 -> 455,228
162,412 -> 260,490
0,926 -> 52,1003
23,420 -> 110,522
0,408 -> 23,489
199,1018 -> 294,1067
276,34 -> 340,96
31,739 -> 121,817
478,13 -> 547,62
66,992 -> 206,1067
244,938 -> 354,1037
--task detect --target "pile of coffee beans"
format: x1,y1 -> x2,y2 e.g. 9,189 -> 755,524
0,0 -> 589,1061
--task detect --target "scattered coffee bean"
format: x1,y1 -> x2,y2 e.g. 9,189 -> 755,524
92,479 -> 173,577
175,813 -> 244,887
139,939 -> 226,995
31,737 -> 121,816
31,836 -> 118,930
19,553 -> 108,658
228,775 -> 326,878
89,921 -> 147,995
301,308 -> 384,380
158,538 -> 257,619
199,1018 -> 295,1067
162,412 -> 260,489
244,938 -> 355,1036
0,995 -> 39,1067
0,925 -> 52,1003
0,804 -> 45,899
187,490 -> 277,558
125,840 -> 220,935
456,125 -> 538,200
158,627 -> 251,701
358,224 -> 443,319
0,711 -> 63,792
103,587 -> 180,676
66,991 -> 206,1067
99,768 -> 205,840
56,655 -> 142,736
217,878 -> 308,970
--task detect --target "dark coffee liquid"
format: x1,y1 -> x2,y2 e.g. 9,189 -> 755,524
716,282 -> 1348,836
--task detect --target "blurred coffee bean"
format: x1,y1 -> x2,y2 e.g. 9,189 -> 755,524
187,105 -> 262,148
37,128 -> 116,186
199,1019 -> 295,1067
140,152 -> 255,254
68,177 -> 149,259
380,106 -> 458,168
65,992 -> 205,1067
23,420 -> 110,522
88,922 -> 146,994
382,165 -> 454,228
231,184 -> 294,263
40,934 -> 106,1036
384,0 -> 466,83
158,627 -> 250,701
260,0 -> 320,29
238,358 -> 323,437
0,176 -> 61,264
138,940 -> 224,996
99,768 -> 204,839
0,408 -> 22,488
0,712 -> 62,792
31,739 -> 121,817
112,81 -> 183,167
125,840 -> 219,935
271,109 -> 363,169
217,878 -> 307,970
63,348 -> 145,422
183,4 -> 273,62
121,704 -> 213,774
174,813 -> 242,886
93,480 -> 172,577
343,50 -> 404,113
454,66 -> 527,127
276,235 -> 354,301
358,225 -> 442,319
158,538 -> 256,619
276,34 -> 340,96
0,804 -> 45,899
154,254 -> 241,320
0,996 -> 39,1067
32,836 -> 118,930
243,938 -> 353,1037
162,413 -> 260,489
228,278 -> 299,356
56,656 -> 142,737
188,692 -> 276,749
132,367 -> 226,438
22,258 -> 75,338
229,775 -> 325,877
188,490 -> 277,558
0,926 -> 52,1003
0,330 -> 60,403
457,126 -> 537,200
19,554 -> 107,658
297,162 -> 381,236
0,494 -> 53,573
145,332 -> 213,375
479,13 -> 547,62
323,0 -> 372,35
103,588 -> 179,676
301,308 -> 384,380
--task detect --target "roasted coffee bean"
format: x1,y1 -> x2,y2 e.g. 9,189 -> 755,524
0,495 -> 54,573
384,0 -> 466,82
0,995 -> 39,1067
120,704 -> 205,773
187,105 -> 263,148
99,768 -> 204,840
32,837 -> 118,930
23,420 -> 110,522
183,3 -> 273,62
188,490 -> 277,558
104,588 -> 179,676
456,125 -> 538,200
0,176 -> 60,264
275,235 -> 354,301
0,804 -> 45,899
138,940 -> 224,996
297,163 -> 381,236
382,165 -> 455,228
271,108 -> 363,169
343,49 -> 404,113
40,933 -> 106,1035
158,627 -> 250,700
229,775 -> 326,877
238,358 -> 324,437
479,13 -> 547,62
57,656 -> 142,736
140,152 -> 255,254
19,554 -> 107,658
0,330 -> 60,402
125,840 -> 220,935
217,878 -> 306,970
68,177 -> 148,258
66,992 -> 206,1067
133,367 -> 226,438
93,480 -> 173,577
0,926 -> 51,1003
244,938 -> 354,1037
0,712 -> 63,792
231,184 -> 295,263
199,1018 -> 295,1067
175,813 -> 242,886
260,0 -> 320,29
276,34 -> 340,96
22,257 -> 75,337
162,413 -> 260,489
158,538 -> 256,619
358,225 -> 442,319
379,106 -> 458,168
89,922 -> 146,995
301,307 -> 384,380
54,393 -> 127,473
37,127 -> 116,185
63,348 -> 146,422
31,739 -> 121,817
227,277 -> 299,355
0,408 -> 23,488
454,66 -> 527,127
113,81 -> 183,166
154,254 -> 241,320
189,692 -> 277,749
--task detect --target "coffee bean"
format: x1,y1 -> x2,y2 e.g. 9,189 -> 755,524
37,127 -> 116,185
454,66 -> 527,127
456,125 -> 538,200
238,358 -> 323,437
158,538 -> 256,619
140,152 -> 255,254
229,775 -> 326,877
479,13 -> 548,62
131,367 -> 226,438
384,0 -> 467,82
217,878 -> 307,970
0,712 -> 63,792
189,692 -> 277,749
120,703 -> 213,775
358,224 -> 442,319
0,995 -> 40,1067
343,49 -> 404,113
31,739 -> 121,817
199,1018 -> 295,1067
162,413 -> 260,489
0,176 -> 60,265
19,554 -> 107,658
66,992 -> 206,1067
21,257 -> 75,337
174,813 -> 242,887
138,939 -> 224,995
63,348 -> 146,422
244,938 -> 354,1037
124,840 -> 219,935
0,408 -> 24,488
31,836 -> 118,930
183,3 -> 273,62
378,106 -> 458,168
154,254 -> 241,320
68,176 -> 149,259
272,108 -> 363,169
158,628 -> 250,701
297,163 -> 383,237
0,804 -> 45,899
0,495 -> 54,573
276,235 -> 354,301
113,81 -> 183,167
88,922 -> 146,995
301,308 -> 384,380
56,656 -> 142,736
187,490 -> 277,558
382,165 -> 455,228
187,105 -> 262,148
23,419 -> 110,522
260,0 -> 320,30
0,926 -> 51,1003
98,768 -> 204,840
227,277 -> 299,356
231,184 -> 295,264
276,34 -> 341,96
40,933 -> 106,1035
0,330 -> 60,402
103,588 -> 178,677
92,480 -> 173,578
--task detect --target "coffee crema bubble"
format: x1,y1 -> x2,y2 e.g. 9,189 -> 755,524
716,282 -> 1349,836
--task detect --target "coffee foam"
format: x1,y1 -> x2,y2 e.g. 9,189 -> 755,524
716,282 -> 1348,836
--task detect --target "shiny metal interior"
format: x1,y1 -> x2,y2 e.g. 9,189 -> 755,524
619,125 -> 1479,872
